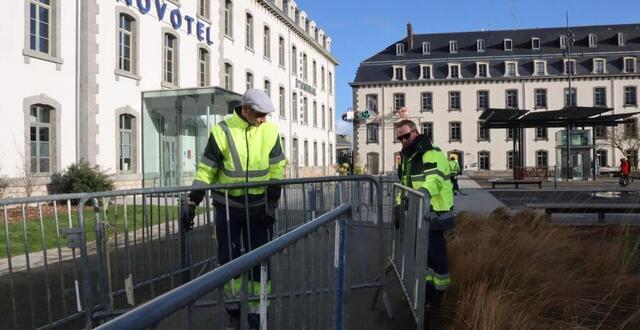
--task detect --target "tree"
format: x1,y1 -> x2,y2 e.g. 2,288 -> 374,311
606,126 -> 640,169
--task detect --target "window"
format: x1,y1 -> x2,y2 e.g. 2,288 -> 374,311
224,63 -> 233,89
291,45 -> 297,75
559,35 -> 568,49
29,104 -> 53,174
245,13 -> 254,49
329,72 -> 333,94
312,61 -> 317,85
366,152 -> 380,175
302,97 -> 308,124
624,86 -> 637,106
312,101 -> 317,127
198,0 -> 210,19
422,122 -> 433,142
504,39 -> 513,51
506,151 -> 515,170
597,149 -> 608,167
476,39 -> 485,52
506,89 -> 518,109
534,89 -> 547,108
393,66 -> 405,80
588,33 -> 597,48
449,40 -> 458,53
198,48 -> 209,86
278,37 -> 285,67
224,0 -> 233,37
163,33 -> 178,86
595,126 -> 607,140
321,66 -> 325,90
477,90 -> 489,110
329,107 -> 333,130
422,42 -> 431,54
625,119 -> 638,138
507,128 -> 516,140
564,59 -> 576,75
536,150 -> 548,167
449,91 -> 461,110
263,25 -> 271,59
302,53 -> 308,80
476,63 -> 489,78
322,143 -> 326,167
594,87 -> 607,107
245,71 -> 254,90
624,57 -> 637,73
618,32 -> 626,47
535,127 -> 548,140
421,92 -> 433,112
264,79 -> 271,97
593,58 -> 606,74
329,143 -> 333,165
321,104 -> 325,129
118,14 -> 136,74
292,92 -> 298,121
395,43 -> 405,56
367,123 -> 379,143
393,93 -> 405,111
448,64 -> 461,79
531,37 -> 540,50
118,114 -> 135,172
564,88 -> 577,107
449,122 -> 461,142
366,94 -> 378,113
478,122 -> 490,141
478,151 -> 490,170
303,140 -> 309,166
313,142 -> 318,166
279,87 -> 285,118
28,0 -> 55,55
505,62 -> 517,77
420,65 -> 432,79
534,61 -> 546,76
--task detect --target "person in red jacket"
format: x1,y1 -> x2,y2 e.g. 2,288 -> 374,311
620,158 -> 630,186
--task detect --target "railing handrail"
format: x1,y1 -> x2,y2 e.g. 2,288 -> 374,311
95,203 -> 352,330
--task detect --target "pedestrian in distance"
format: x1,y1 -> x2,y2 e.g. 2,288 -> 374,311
180,89 -> 287,329
448,156 -> 461,195
620,158 -> 630,186
392,119 -> 455,309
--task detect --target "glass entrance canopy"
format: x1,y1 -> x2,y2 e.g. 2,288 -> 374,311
142,87 -> 241,187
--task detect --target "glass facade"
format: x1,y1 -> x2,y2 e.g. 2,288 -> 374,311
142,87 -> 241,187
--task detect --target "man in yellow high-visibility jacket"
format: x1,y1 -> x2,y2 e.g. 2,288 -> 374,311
181,89 -> 286,329
449,156 -> 461,195
393,119 -> 455,309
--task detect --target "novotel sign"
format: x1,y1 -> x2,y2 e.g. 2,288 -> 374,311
122,0 -> 214,45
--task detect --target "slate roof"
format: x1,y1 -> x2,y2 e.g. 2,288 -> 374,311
353,23 -> 640,84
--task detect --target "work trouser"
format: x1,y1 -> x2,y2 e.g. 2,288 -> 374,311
451,177 -> 459,192
215,204 -> 272,328
425,229 -> 450,306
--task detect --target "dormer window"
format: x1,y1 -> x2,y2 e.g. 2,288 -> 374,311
449,40 -> 458,54
392,65 -> 406,80
588,33 -> 597,48
618,32 -> 627,46
395,43 -> 405,56
504,39 -> 513,51
564,59 -> 576,75
593,58 -> 606,74
559,35 -> 568,49
422,42 -> 431,55
420,64 -> 432,79
476,62 -> 489,78
448,63 -> 461,79
624,57 -> 637,73
504,61 -> 518,77
531,38 -> 541,50
533,60 -> 547,76
476,39 -> 485,52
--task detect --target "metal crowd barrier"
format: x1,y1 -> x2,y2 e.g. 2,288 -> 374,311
0,176 -> 387,329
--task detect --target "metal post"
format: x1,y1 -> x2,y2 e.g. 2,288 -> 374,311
592,126 -> 597,181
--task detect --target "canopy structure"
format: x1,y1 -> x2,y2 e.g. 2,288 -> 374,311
479,107 -> 639,180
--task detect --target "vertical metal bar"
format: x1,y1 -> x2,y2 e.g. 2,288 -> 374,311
302,183 -> 307,226
102,197 -> 115,312
77,199 -> 95,329
93,198 -> 110,313
21,204 -> 36,329
180,192 -> 192,285
123,197 -> 135,307
300,226 -> 308,329
147,194 -> 156,297
335,213 -> 346,330
67,200 -> 82,314
163,193 -> 174,289
3,206 -> 18,330
240,273 -> 249,330
415,194 -> 429,330
52,201 -> 69,320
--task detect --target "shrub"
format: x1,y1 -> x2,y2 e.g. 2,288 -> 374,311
55,161 -> 114,194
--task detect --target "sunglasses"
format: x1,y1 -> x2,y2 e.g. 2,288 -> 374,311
397,130 -> 416,141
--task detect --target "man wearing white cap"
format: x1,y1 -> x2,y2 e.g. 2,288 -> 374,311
181,89 -> 286,329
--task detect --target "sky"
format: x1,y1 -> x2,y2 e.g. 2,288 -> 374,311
297,0 -> 640,135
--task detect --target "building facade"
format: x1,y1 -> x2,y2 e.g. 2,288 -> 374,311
351,23 -> 640,177
0,0 -> 337,196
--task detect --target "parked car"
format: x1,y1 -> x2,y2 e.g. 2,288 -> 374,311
598,166 -> 620,177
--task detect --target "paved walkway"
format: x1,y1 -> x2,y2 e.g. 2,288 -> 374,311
454,176 -> 506,215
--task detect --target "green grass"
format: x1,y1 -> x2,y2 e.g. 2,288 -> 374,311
0,205 -> 206,259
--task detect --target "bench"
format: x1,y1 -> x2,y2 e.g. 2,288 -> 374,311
526,203 -> 640,223
630,172 -> 640,183
488,179 -> 542,189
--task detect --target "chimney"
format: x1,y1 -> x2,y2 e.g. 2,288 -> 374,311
407,22 -> 414,50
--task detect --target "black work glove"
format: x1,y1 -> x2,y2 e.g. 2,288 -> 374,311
393,205 -> 401,230
180,198 -> 196,231
263,203 -> 277,226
